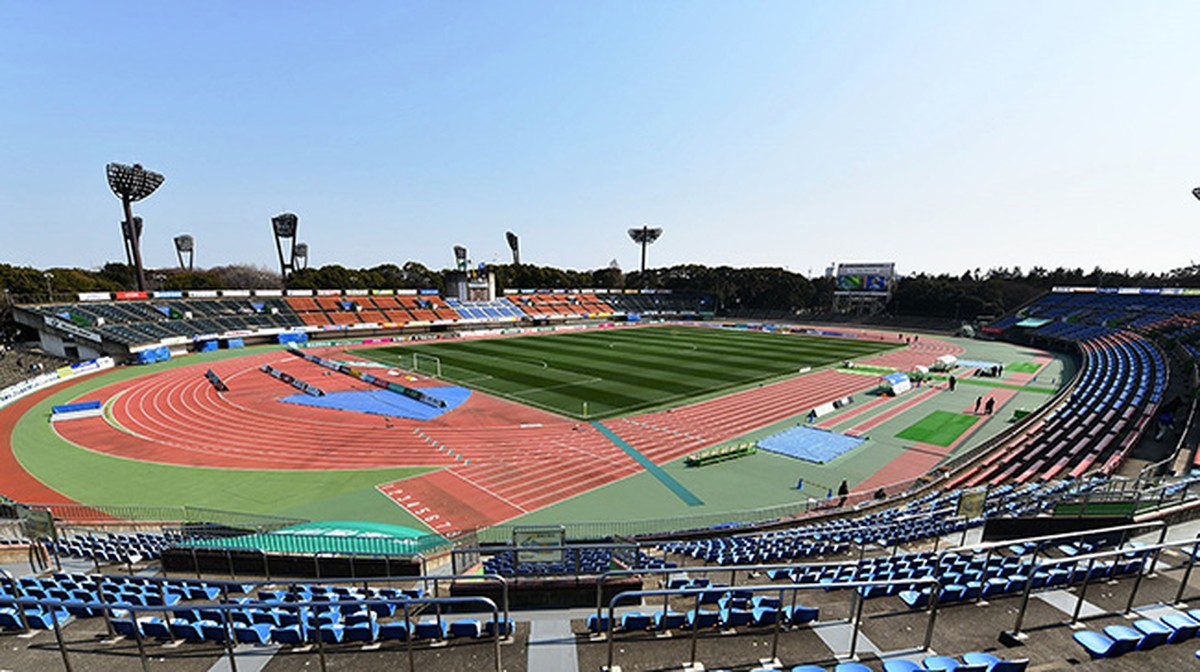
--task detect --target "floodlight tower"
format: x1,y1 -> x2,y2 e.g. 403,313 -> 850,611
627,224 -> 663,287
106,162 -> 165,292
120,217 -> 143,268
505,231 -> 520,265
453,245 -> 469,271
293,242 -> 309,270
174,234 -> 195,271
271,213 -> 300,281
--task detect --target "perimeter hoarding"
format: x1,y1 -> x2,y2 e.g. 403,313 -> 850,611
514,525 -> 565,563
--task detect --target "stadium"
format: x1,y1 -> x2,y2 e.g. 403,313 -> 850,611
7,3 -> 1200,672
5,254 -> 1200,672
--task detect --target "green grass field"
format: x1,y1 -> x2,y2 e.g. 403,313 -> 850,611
895,410 -> 978,447
358,325 -> 896,419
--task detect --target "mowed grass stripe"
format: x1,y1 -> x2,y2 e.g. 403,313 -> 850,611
359,326 -> 896,419
463,336 -> 744,389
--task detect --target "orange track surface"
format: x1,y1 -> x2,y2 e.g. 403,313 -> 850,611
0,386 -> 85,505
2,335 -> 969,535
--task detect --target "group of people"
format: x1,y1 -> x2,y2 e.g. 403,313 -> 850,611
946,374 -> 996,415
973,395 -> 995,415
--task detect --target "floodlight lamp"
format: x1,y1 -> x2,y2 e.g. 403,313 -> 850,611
106,163 -> 164,201
454,245 -> 468,262
505,231 -> 519,251
294,242 -> 309,269
1193,186 -> 1200,201
627,226 -> 663,244
272,213 -> 299,238
174,234 -> 194,253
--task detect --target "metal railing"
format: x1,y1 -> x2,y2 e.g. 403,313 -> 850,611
600,577 -> 942,671
17,503 -> 307,532
0,593 -> 503,672
1005,534 -> 1200,639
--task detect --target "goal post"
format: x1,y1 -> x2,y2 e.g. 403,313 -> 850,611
412,353 -> 442,378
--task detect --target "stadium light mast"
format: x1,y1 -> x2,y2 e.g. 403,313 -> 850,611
293,242 -> 309,270
505,231 -> 520,265
271,213 -> 300,281
453,245 -> 469,271
120,216 -> 142,268
173,234 -> 194,272
106,162 -> 165,292
627,224 -> 663,287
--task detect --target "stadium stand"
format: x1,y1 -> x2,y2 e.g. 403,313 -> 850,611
13,288 -> 714,358
966,288 -> 1183,486
2,472 -> 1200,670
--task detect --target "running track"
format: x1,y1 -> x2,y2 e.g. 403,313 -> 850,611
10,334 -> 968,536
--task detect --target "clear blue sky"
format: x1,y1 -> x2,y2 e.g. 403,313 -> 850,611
2,1 -> 1199,278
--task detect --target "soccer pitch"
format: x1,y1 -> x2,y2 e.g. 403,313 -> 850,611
358,325 -> 895,419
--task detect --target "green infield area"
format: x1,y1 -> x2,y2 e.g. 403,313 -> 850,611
1006,361 -> 1041,373
895,410 -> 978,447
358,325 -> 896,419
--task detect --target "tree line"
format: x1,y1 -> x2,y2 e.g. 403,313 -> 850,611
4,261 -> 1200,322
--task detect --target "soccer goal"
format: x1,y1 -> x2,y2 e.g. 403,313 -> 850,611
412,353 -> 442,378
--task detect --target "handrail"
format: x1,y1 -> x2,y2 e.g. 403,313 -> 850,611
1006,533 -> 1200,638
593,557 -> 870,627
939,519 -> 1167,557
602,578 -> 941,671
8,570 -> 510,633
0,593 -> 502,672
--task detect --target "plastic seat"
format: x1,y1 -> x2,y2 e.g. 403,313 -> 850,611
923,655 -> 964,670
141,618 -> 173,640
234,622 -> 273,644
720,607 -> 752,628
271,624 -> 306,645
484,618 -> 513,637
1073,629 -> 1133,658
449,618 -> 482,638
1161,612 -> 1200,643
413,620 -> 445,640
962,651 -> 1029,672
790,666 -> 828,672
378,621 -> 409,640
752,606 -> 779,626
1132,618 -> 1171,649
317,623 -> 345,643
899,589 -> 932,609
655,610 -> 686,630
685,608 -> 719,629
785,604 -> 819,625
619,612 -> 652,631
344,621 -> 379,642
169,619 -> 205,641
1102,624 -> 1143,652
834,664 -> 873,672
881,660 -> 924,672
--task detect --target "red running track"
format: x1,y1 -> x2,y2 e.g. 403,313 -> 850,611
0,385 -> 86,505
33,337 -> 958,536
